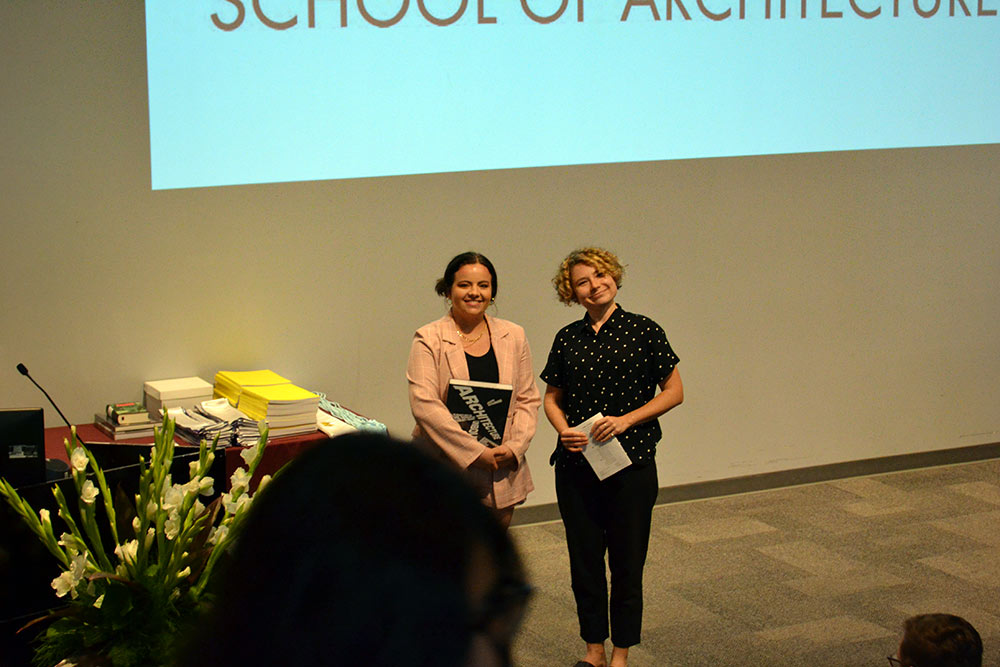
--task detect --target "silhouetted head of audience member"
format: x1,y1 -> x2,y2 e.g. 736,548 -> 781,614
179,432 -> 530,667
893,613 -> 982,667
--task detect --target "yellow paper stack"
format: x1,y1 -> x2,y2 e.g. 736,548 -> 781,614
213,370 -> 318,439
214,370 -> 290,407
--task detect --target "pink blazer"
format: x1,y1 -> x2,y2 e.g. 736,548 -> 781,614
407,313 -> 540,509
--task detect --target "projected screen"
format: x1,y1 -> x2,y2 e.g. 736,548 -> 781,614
145,0 -> 998,190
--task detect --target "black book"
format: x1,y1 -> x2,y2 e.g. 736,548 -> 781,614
446,379 -> 512,448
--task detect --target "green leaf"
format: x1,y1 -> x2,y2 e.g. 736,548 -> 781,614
99,581 -> 134,620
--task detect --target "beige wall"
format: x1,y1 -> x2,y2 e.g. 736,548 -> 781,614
2,3 -> 998,507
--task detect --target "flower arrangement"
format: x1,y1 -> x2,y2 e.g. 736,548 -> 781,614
0,416 -> 270,667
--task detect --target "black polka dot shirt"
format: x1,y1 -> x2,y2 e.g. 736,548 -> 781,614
541,305 -> 679,470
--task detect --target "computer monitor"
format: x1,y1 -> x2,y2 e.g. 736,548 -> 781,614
0,408 -> 46,488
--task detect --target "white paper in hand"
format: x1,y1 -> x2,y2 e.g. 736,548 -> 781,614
577,413 -> 632,481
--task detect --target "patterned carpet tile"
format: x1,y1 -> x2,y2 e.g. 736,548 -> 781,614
756,540 -> 865,577
753,614 -> 894,643
918,546 -> 1000,587
782,569 -> 908,597
930,510 -> 1000,547
948,481 -> 1000,505
510,459 -> 1000,665
660,516 -> 779,543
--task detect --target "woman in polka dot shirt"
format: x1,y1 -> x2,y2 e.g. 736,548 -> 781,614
541,247 -> 683,667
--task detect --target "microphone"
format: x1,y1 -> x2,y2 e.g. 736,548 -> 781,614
16,363 -> 74,430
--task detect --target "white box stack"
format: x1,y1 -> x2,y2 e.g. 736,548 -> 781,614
144,377 -> 214,417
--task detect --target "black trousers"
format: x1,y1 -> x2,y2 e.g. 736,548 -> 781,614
555,461 -> 658,648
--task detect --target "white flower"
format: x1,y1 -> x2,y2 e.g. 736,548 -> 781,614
165,512 -> 181,540
182,479 -> 201,497
162,484 -> 184,511
256,475 -> 272,492
209,524 -> 228,546
146,499 -> 158,520
198,476 -> 214,496
192,499 -> 205,516
132,516 -> 141,532
51,571 -> 75,598
58,532 -> 79,556
39,508 -> 51,526
230,467 -> 250,492
80,480 -> 99,504
223,492 -> 250,515
70,447 -> 88,472
114,540 -> 138,564
145,526 -> 155,549
51,554 -> 87,599
188,460 -> 200,477
239,443 -> 259,467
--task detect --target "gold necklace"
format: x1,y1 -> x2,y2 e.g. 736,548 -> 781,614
457,327 -> 485,345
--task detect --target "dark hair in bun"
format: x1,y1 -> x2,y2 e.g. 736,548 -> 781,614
434,252 -> 498,298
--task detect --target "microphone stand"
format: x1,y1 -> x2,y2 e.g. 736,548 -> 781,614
16,363 -> 73,429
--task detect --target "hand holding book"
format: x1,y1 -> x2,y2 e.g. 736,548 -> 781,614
492,444 -> 516,468
447,379 -> 512,449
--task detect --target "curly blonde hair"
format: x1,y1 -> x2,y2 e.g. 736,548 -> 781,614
552,247 -> 625,305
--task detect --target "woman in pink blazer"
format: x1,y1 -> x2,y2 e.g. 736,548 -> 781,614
407,252 -> 540,528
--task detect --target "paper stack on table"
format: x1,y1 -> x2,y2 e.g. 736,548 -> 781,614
166,406 -> 230,447
196,397 -> 262,447
239,383 -> 319,439
213,370 -> 290,407
213,370 -> 318,440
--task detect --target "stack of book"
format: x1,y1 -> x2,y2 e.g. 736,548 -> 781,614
213,370 -> 318,440
238,384 -> 319,439
214,370 -> 289,407
94,402 -> 157,440
168,407 -> 230,447
164,398 -> 266,448
195,398 -> 262,448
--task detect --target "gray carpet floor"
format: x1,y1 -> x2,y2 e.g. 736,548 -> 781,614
509,458 -> 1000,666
